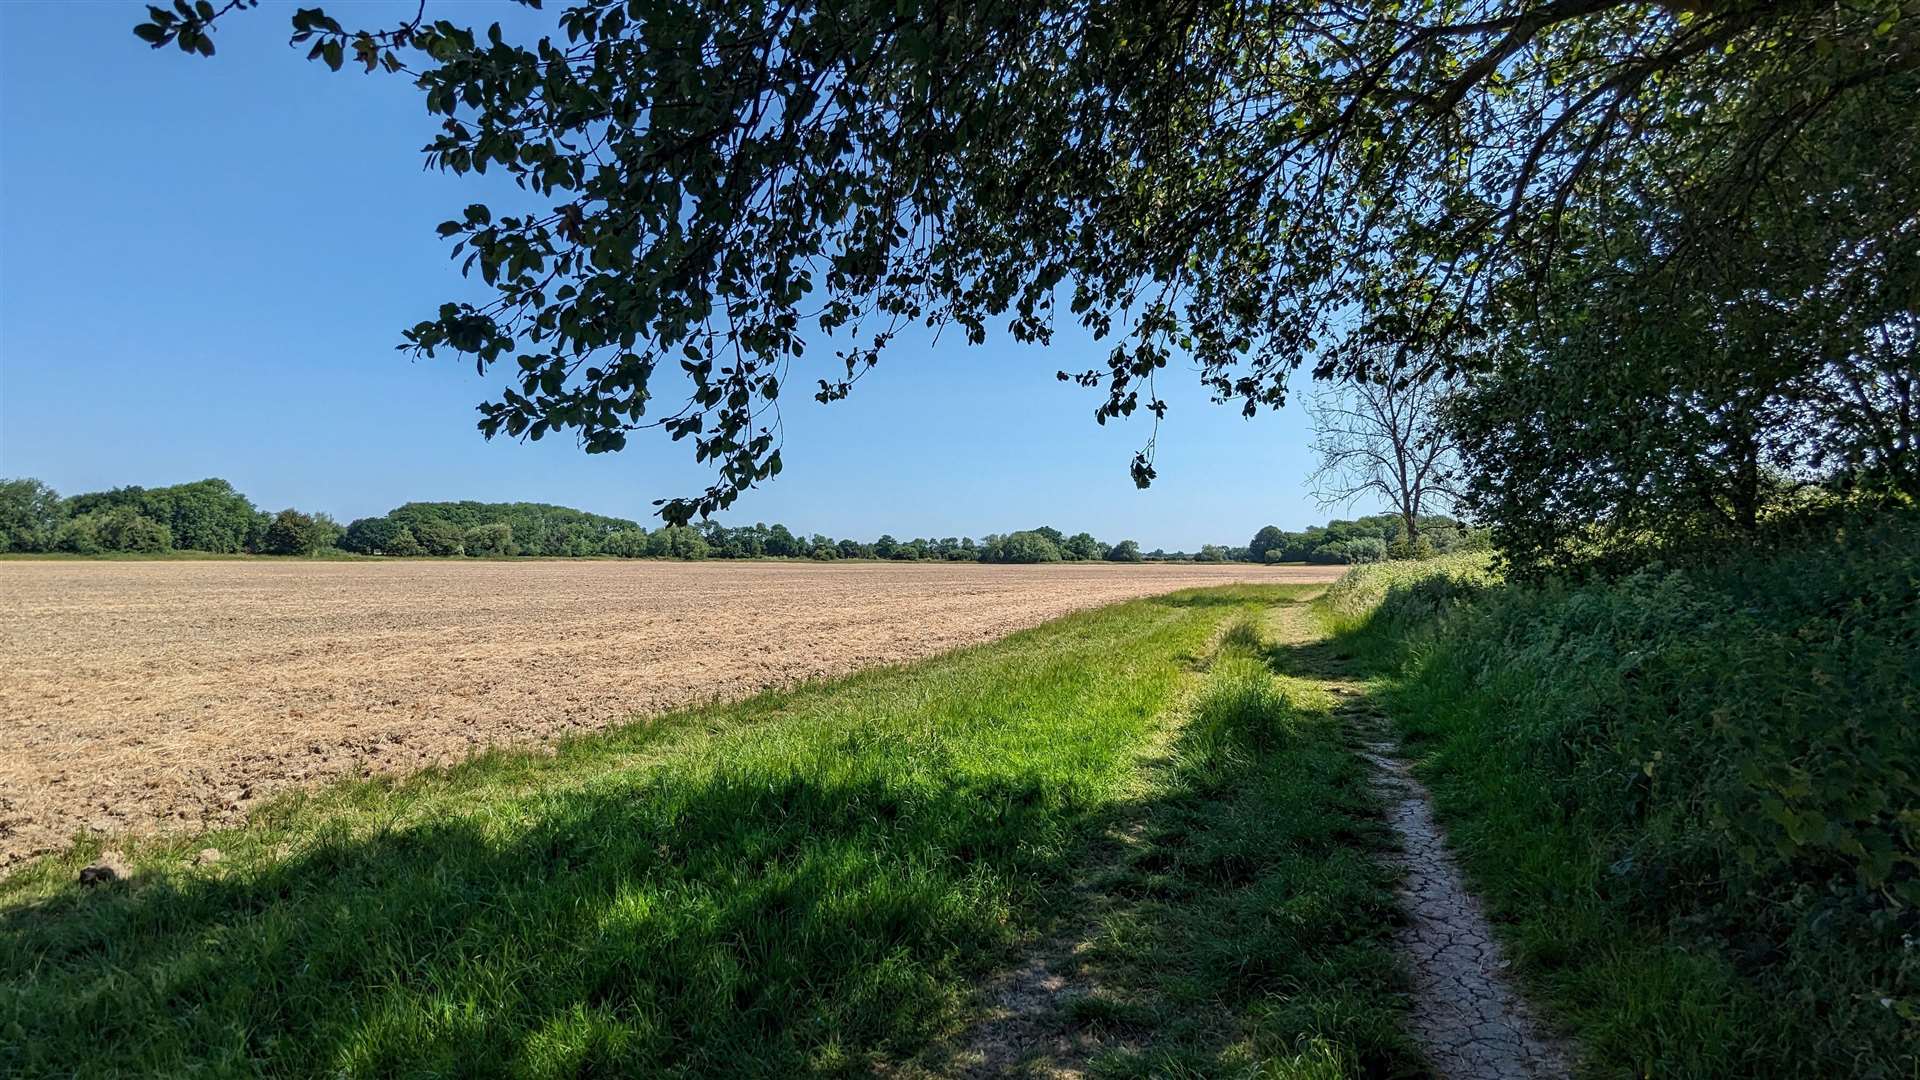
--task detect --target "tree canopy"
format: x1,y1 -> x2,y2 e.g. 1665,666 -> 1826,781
133,0 -> 1920,522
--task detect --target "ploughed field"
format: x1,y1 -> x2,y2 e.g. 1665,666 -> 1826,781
0,558 -> 1335,869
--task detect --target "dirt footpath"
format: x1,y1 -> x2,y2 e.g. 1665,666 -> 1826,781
0,559 -> 1338,869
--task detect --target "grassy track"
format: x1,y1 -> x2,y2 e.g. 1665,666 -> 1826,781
2,583 -> 1395,1078
1062,602 -> 1414,1078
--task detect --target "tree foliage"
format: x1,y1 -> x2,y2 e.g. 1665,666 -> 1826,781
260,509 -> 341,555
979,530 -> 1063,564
1247,513 -> 1483,565
385,501 -> 640,557
134,0 -> 1919,523
0,478 -> 67,553
464,522 -> 517,556
68,478 -> 262,554
1453,129 -> 1920,577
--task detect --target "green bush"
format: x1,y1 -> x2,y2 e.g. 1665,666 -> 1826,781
54,514 -> 105,555
464,523 -> 516,557
259,509 -> 335,556
97,507 -> 172,553
979,531 -> 1061,563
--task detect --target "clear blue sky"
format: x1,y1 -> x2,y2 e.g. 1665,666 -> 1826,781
0,1 -> 1366,549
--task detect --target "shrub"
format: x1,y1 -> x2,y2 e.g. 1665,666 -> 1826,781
979,531 -> 1063,563
259,509 -> 333,555
464,523 -> 515,557
54,514 -> 104,555
97,507 -> 172,553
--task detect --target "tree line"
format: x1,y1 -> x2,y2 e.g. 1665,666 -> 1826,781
0,478 -> 341,556
0,475 -> 1478,566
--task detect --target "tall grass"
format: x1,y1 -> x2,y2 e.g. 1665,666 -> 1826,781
0,585 -> 1314,1077
1320,515 -> 1920,1076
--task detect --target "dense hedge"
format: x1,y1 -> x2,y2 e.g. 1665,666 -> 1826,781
1323,515 -> 1918,1073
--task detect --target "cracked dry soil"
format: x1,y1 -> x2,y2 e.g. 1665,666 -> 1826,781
1280,604 -> 1575,1080
1332,704 -> 1574,1078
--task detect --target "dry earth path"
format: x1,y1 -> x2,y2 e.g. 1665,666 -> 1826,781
0,559 -> 1334,870
1270,605 -> 1576,1080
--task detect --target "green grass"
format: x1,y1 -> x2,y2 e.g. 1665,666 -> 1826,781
1,583 -> 1348,1078
1073,603 -> 1416,1079
1318,521 -> 1920,1077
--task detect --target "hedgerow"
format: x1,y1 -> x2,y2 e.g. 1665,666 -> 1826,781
1325,513 -> 1919,1074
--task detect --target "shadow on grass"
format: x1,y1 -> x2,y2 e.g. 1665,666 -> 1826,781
5,721 -> 1406,1079
2,761 -> 1107,1078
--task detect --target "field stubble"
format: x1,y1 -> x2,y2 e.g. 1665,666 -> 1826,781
0,558 -> 1334,869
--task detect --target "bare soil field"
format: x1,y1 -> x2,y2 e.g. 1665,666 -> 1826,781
0,559 -> 1338,869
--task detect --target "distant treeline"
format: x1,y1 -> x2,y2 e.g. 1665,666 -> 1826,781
0,477 -> 340,556
1245,514 -> 1489,565
0,476 -> 1480,564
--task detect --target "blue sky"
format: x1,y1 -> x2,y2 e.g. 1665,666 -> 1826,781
0,1 -> 1360,549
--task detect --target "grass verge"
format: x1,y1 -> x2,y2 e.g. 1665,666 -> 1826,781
2,584 -> 1310,1078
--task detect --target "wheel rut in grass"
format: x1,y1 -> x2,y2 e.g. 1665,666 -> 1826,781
1272,606 -> 1576,1080
903,630 -> 1220,1079
914,728 -> 1179,1078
